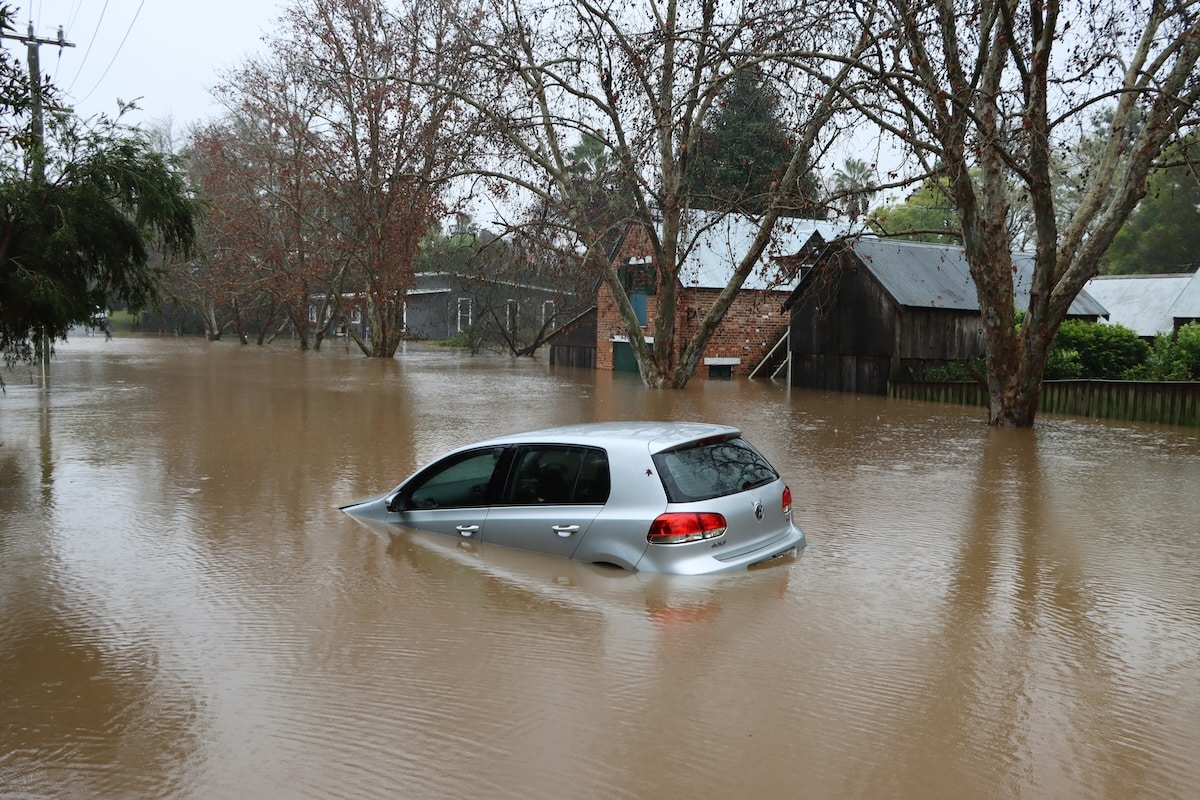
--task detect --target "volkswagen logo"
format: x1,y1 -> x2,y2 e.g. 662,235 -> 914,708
754,502 -> 764,520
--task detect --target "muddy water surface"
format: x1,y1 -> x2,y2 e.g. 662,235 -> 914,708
1,337 -> 1198,799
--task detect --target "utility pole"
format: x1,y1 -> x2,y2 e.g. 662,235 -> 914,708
0,23 -> 75,374
1,23 -> 75,181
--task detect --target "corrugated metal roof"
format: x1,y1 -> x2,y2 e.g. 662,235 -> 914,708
675,212 -> 847,291
1167,271 -> 1200,321
848,238 -> 979,310
1083,274 -> 1192,335
845,238 -> 1108,317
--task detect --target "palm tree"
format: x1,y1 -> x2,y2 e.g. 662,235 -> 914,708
831,157 -> 878,223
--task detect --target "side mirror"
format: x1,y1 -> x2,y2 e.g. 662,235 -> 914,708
385,492 -> 406,513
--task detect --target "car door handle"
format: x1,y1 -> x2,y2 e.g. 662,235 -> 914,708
552,524 -> 581,538
456,524 -> 480,537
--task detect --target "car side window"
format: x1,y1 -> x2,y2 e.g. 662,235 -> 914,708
504,445 -> 610,505
405,447 -> 504,509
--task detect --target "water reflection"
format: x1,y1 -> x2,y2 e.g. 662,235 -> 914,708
1,337 -> 1198,799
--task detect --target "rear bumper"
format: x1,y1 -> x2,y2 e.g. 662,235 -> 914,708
633,523 -> 806,575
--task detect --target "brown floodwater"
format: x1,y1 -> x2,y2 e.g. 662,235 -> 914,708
1,336 -> 1198,799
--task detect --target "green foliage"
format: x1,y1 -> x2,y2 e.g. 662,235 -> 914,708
868,178 -> 960,243
1049,320 -> 1149,379
1043,347 -> 1084,380
1125,334 -> 1172,380
564,133 -> 637,251
831,157 -> 878,222
1,112 -> 198,363
0,10 -> 198,367
1128,323 -> 1200,380
923,322 -> 1161,383
920,357 -> 985,382
1101,133 -> 1200,275
435,332 -> 471,348
689,68 -> 820,216
1176,324 -> 1200,380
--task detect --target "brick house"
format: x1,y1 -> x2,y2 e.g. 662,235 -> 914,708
597,212 -> 842,378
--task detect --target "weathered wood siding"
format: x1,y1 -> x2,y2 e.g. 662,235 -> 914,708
797,263 -> 897,357
549,345 -> 596,368
792,354 -> 893,395
789,253 -> 984,394
896,307 -> 984,361
547,307 -> 597,368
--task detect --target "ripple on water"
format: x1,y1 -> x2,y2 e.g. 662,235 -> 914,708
3,340 -> 1199,799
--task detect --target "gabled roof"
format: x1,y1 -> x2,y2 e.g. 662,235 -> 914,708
1083,273 -> 1193,336
1167,271 -> 1200,322
790,236 -> 1107,317
848,238 -> 979,310
672,211 -> 848,291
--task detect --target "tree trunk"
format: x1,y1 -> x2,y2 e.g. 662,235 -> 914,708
350,293 -> 406,358
201,302 -> 222,341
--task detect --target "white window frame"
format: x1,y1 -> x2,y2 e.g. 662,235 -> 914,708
506,299 -> 519,335
457,297 -> 473,332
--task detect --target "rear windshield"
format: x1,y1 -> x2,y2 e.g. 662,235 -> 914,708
653,436 -> 779,503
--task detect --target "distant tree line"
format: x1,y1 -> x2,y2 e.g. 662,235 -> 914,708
4,0 -> 1199,429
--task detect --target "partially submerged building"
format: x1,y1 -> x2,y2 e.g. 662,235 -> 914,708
783,237 -> 1107,394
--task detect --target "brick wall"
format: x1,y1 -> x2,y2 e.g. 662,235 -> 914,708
682,287 -> 790,378
598,227 -> 790,378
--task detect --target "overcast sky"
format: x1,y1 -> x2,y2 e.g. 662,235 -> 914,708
4,0 -> 283,130
5,0 -> 900,215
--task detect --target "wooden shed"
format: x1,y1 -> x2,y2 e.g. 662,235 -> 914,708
783,236 -> 1108,394
546,306 -> 598,368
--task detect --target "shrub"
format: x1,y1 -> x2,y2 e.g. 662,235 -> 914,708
1050,320 -> 1149,379
1122,323 -> 1200,381
436,332 -> 471,348
1044,346 -> 1083,379
1170,323 -> 1200,380
919,357 -> 985,382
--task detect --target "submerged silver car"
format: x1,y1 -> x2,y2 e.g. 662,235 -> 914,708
339,421 -> 805,575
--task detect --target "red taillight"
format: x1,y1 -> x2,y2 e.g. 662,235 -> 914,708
647,512 -> 727,545
782,485 -> 792,516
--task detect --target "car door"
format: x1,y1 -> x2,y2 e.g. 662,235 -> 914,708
394,446 -> 507,540
481,445 -> 609,559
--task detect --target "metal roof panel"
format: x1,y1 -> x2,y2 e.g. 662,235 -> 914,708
1083,274 -> 1192,335
675,212 -> 847,291
847,238 -> 1108,317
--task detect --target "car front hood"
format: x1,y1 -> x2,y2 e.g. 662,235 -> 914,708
337,491 -> 395,522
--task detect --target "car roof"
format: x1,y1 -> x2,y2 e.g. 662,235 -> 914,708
472,421 -> 742,454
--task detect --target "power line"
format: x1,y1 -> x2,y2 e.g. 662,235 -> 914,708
0,21 -> 77,370
64,0 -> 114,93
71,0 -> 147,107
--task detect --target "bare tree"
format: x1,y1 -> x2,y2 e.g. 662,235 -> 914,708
217,47 -> 347,351
441,0 -> 867,388
818,0 -> 1200,426
185,119 -> 276,343
278,0 -> 473,358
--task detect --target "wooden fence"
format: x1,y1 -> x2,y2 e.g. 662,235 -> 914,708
888,380 -> 1200,427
